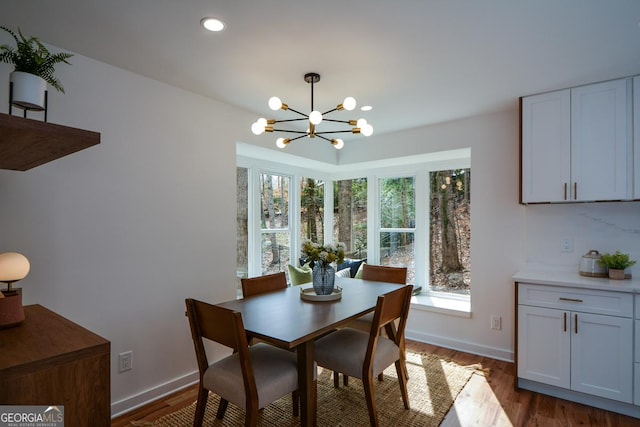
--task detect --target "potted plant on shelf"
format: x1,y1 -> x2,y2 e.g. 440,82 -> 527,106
0,26 -> 73,110
597,251 -> 636,280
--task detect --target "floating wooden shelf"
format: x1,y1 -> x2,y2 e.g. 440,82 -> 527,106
0,113 -> 100,171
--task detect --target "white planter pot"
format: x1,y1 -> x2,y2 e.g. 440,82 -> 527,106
10,71 -> 47,110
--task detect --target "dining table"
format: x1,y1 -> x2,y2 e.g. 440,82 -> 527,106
216,276 -> 404,427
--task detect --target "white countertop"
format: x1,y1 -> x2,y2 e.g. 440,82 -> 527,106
513,269 -> 640,293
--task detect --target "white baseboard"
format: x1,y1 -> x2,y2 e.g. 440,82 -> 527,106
406,328 -> 514,362
111,335 -> 512,418
111,371 -> 199,419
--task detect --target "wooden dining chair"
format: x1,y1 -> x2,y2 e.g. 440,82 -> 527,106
339,264 -> 408,385
314,285 -> 414,427
361,264 -> 408,285
348,265 -> 407,330
185,298 -> 299,427
241,271 -> 287,298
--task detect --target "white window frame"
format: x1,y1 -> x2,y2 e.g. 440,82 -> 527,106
237,148 -> 471,315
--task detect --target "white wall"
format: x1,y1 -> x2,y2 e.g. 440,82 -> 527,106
342,111 -> 525,361
524,202 -> 640,274
0,47 -> 255,415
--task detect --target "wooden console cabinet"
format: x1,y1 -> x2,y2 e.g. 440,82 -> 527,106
0,304 -> 110,426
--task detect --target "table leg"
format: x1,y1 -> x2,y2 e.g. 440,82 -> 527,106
297,340 -> 317,426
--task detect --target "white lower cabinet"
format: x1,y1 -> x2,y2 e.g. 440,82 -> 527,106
517,283 -> 634,404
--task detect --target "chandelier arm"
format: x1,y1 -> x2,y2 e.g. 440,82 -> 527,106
321,107 -> 339,115
321,118 -> 354,124
288,134 -> 309,142
273,118 -> 308,123
286,107 -> 309,118
272,129 -> 309,134
315,130 -> 356,135
314,135 -> 334,143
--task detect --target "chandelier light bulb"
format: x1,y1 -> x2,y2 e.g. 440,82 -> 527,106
309,110 -> 323,125
276,138 -> 289,148
362,123 -> 374,136
268,96 -> 283,110
251,119 -> 266,135
332,139 -> 345,150
342,97 -> 356,111
357,118 -> 368,129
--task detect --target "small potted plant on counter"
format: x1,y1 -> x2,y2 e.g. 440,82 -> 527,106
0,26 -> 73,111
598,251 -> 636,280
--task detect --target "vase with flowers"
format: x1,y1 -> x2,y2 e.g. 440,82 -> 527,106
301,239 -> 346,295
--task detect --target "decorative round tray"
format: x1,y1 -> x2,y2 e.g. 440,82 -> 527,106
300,286 -> 342,302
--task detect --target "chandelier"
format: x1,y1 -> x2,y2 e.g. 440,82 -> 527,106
250,72 -> 373,150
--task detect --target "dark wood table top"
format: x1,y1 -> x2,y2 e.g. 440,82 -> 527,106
217,277 -> 402,348
0,304 -> 109,372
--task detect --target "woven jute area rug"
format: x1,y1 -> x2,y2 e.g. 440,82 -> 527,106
132,352 -> 486,426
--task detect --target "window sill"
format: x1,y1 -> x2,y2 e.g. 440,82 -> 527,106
410,293 -> 471,318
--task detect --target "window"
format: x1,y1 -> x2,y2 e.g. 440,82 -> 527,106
378,177 -> 416,285
260,173 -> 290,275
333,178 -> 367,259
428,169 -> 471,295
237,147 -> 471,311
236,167 -> 249,280
300,178 -> 325,245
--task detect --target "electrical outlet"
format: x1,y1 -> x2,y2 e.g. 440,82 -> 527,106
490,315 -> 502,330
119,351 -> 133,373
561,237 -> 573,253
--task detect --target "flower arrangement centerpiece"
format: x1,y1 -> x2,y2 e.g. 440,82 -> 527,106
301,239 -> 346,295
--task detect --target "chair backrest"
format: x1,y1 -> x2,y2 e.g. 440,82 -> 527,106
185,298 -> 255,390
241,272 -> 287,298
367,285 -> 414,353
362,264 -> 407,285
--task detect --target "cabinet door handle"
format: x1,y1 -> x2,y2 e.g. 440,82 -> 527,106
574,182 -> 577,200
564,183 -> 567,200
559,297 -> 583,303
563,312 -> 567,332
574,314 -> 578,334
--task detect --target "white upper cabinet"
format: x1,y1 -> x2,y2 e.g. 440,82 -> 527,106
521,90 -> 571,203
521,77 -> 632,203
571,79 -> 632,202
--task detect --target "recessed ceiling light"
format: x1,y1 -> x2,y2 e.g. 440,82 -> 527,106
201,17 -> 225,32
361,105 -> 372,111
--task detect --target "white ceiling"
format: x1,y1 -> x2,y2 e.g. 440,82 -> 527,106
3,1 -> 640,140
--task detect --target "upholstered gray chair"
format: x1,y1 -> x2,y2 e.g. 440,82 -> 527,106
185,298 -> 299,426
314,285 -> 413,427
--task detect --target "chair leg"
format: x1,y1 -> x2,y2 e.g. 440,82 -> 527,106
343,374 -> 349,386
362,375 -> 379,427
245,401 -> 259,427
194,386 -> 209,426
333,371 -> 340,388
216,398 -> 229,420
378,372 -> 384,382
395,360 -> 410,409
292,390 -> 299,417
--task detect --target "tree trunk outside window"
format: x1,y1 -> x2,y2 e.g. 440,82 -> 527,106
337,179 -> 352,251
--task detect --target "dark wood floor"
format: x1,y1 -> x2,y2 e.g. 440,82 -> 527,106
111,340 -> 640,426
